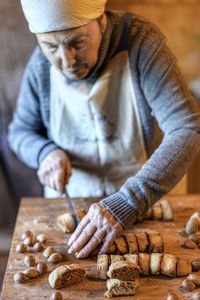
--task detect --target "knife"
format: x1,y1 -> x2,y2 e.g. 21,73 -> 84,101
64,186 -> 80,226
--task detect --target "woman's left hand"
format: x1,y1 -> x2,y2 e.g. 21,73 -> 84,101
67,202 -> 123,258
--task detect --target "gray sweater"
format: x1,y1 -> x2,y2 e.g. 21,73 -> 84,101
8,11 -> 200,228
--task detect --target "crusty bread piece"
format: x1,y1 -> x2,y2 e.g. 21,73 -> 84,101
57,213 -> 76,234
96,255 -> 109,280
135,232 -> 149,253
125,233 -> 138,254
48,264 -> 85,289
177,258 -> 192,277
106,243 -> 116,254
142,208 -> 153,220
152,202 -> 163,220
105,279 -> 139,298
115,236 -> 128,255
159,199 -> 174,221
147,231 -> 164,253
110,255 -> 125,264
150,253 -> 163,275
124,254 -> 139,266
107,261 -> 140,281
138,253 -> 150,275
161,254 -> 178,277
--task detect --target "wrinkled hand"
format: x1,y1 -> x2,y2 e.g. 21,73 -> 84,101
68,202 -> 123,258
37,149 -> 72,194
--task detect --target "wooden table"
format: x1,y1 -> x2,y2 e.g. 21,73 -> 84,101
1,195 -> 200,300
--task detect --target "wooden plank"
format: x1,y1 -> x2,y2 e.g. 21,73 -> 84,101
2,195 -> 200,299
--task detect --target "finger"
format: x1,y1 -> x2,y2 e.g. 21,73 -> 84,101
68,215 -> 90,246
68,222 -> 97,254
98,230 -> 118,254
76,228 -> 107,258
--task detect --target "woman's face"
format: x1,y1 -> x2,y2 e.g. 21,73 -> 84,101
36,17 -> 106,80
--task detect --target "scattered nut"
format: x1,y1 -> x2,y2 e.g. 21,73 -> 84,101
23,236 -> 35,247
16,242 -> 27,253
178,230 -> 188,237
183,239 -> 196,249
189,233 -> 200,245
33,242 -> 45,252
24,255 -> 36,267
192,291 -> 200,300
14,272 -> 26,284
166,292 -> 179,300
47,253 -> 62,264
23,268 -> 40,279
50,291 -> 63,300
187,273 -> 200,285
21,230 -> 34,241
180,279 -> 195,292
36,234 -> 47,243
192,260 -> 200,272
43,246 -> 55,258
185,218 -> 200,235
37,262 -> 48,275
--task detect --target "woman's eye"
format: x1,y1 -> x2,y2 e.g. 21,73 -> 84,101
74,42 -> 86,50
47,46 -> 57,53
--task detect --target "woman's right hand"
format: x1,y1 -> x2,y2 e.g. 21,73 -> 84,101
37,149 -> 72,194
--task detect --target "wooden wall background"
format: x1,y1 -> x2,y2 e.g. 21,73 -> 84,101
107,0 -> 200,193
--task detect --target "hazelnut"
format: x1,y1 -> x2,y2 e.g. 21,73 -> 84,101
192,291 -> 200,300
192,260 -> 200,272
16,242 -> 27,253
187,273 -> 200,285
33,242 -> 45,252
23,236 -> 35,247
185,218 -> 200,235
50,291 -> 63,300
47,253 -> 62,264
21,230 -> 34,241
43,246 -> 55,258
37,262 -> 48,275
24,255 -> 36,267
36,234 -> 47,243
189,232 -> 200,245
14,272 -> 26,284
183,239 -> 196,249
166,292 -> 179,300
180,279 -> 195,292
23,268 -> 39,279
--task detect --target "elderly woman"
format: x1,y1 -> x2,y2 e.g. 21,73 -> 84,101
8,0 -> 200,258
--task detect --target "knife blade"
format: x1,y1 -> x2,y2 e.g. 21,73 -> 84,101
65,187 -> 80,226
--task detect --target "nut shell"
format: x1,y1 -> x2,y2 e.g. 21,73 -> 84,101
192,260 -> 200,272
37,262 -> 48,275
21,230 -> 34,241
23,236 -> 35,247
180,279 -> 195,292
187,273 -> 200,285
47,253 -> 62,264
23,268 -> 39,279
166,292 -> 179,300
24,255 -> 36,267
33,242 -> 45,252
14,272 -> 26,284
50,291 -> 63,300
43,246 -> 55,258
192,291 -> 200,300
183,239 -> 196,249
36,234 -> 47,243
16,242 -> 27,253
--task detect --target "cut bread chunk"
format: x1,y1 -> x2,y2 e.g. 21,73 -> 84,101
161,254 -> 178,277
110,255 -> 125,264
124,254 -> 139,266
48,264 -> 85,289
177,258 -> 192,277
150,253 -> 163,275
159,199 -> 174,221
105,279 -> 139,298
152,202 -> 163,220
107,261 -> 140,281
135,232 -> 149,252
147,231 -> 164,253
115,236 -> 128,254
138,253 -> 150,275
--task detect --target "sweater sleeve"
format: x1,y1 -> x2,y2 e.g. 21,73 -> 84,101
102,24 -> 200,229
7,53 -> 58,169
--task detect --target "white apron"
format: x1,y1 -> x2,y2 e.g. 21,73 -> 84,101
46,51 -> 147,198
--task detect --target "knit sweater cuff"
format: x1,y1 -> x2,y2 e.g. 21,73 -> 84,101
101,192 -> 137,229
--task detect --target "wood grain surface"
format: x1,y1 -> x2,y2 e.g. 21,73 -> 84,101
1,195 -> 200,300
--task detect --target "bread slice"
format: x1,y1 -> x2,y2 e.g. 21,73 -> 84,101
150,253 -> 163,275
159,199 -> 174,221
147,231 -> 164,253
106,243 -> 116,254
135,232 -> 149,253
110,255 -> 125,264
177,258 -> 192,277
96,255 -> 109,280
125,233 -> 138,254
138,253 -> 150,275
115,236 -> 128,255
161,254 -> 178,277
48,264 -> 85,289
152,202 -> 163,220
105,279 -> 139,298
124,254 -> 139,266
107,261 -> 140,281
